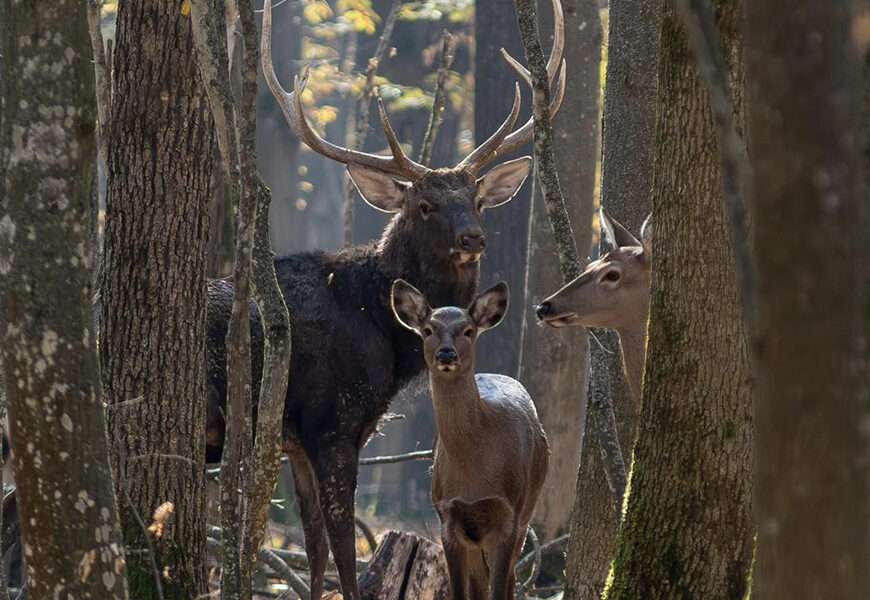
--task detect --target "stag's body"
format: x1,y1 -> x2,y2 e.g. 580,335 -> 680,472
392,282 -> 549,600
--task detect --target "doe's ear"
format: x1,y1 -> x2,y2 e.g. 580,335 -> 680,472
391,279 -> 431,333
469,281 -> 509,332
347,164 -> 410,213
639,212 -> 653,256
475,157 -> 532,210
599,208 -> 641,250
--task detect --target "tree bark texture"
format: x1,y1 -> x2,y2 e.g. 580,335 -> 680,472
0,1 -> 129,597
519,0 -> 600,541
475,0 -> 534,376
358,531 -> 449,600
746,2 -> 869,598
604,1 -> 753,597
101,2 -> 214,597
564,0 -> 658,597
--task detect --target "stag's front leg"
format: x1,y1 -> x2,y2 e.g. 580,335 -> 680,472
315,441 -> 361,600
287,444 -> 329,600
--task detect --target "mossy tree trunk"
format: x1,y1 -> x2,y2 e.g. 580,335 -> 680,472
0,1 -> 129,597
746,1 -> 869,597
603,1 -> 753,597
520,0 -> 600,542
563,0 -> 659,597
100,1 -> 214,598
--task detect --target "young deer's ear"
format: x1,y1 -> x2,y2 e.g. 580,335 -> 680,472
475,157 -> 532,210
599,208 -> 641,250
469,282 -> 509,332
639,212 -> 653,257
391,279 -> 432,333
347,164 -> 410,213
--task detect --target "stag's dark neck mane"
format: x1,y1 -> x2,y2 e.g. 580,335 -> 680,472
376,214 -> 479,309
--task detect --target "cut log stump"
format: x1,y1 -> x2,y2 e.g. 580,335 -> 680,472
359,530 -> 449,600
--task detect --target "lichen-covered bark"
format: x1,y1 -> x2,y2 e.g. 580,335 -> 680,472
0,1 -> 129,597
563,1 -> 659,597
746,2 -> 869,598
604,1 -> 753,597
520,0 -> 600,541
100,1 -> 213,597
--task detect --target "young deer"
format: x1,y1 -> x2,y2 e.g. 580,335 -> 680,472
391,280 -> 549,600
535,210 -> 652,399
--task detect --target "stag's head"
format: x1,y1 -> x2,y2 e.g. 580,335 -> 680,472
536,210 -> 652,330
262,0 -> 565,267
391,279 -> 509,376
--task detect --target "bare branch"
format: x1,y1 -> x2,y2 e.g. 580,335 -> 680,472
418,31 -> 455,167
343,0 -> 403,246
358,449 -> 433,465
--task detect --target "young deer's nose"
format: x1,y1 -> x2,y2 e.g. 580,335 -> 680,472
457,232 -> 486,253
535,302 -> 552,320
435,347 -> 458,365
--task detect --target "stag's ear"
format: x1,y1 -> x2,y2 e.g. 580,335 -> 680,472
639,212 -> 653,257
469,282 -> 509,332
391,279 -> 432,333
475,157 -> 532,210
347,164 -> 410,213
599,208 -> 641,250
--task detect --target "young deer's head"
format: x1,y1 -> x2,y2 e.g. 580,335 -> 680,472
391,280 -> 509,376
536,210 -> 653,330
262,0 -> 565,268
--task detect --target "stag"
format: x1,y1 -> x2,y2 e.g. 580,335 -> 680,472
535,210 -> 652,399
204,1 -> 566,598
391,280 -> 549,600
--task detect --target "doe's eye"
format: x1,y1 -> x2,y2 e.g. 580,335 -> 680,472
463,328 -> 474,338
604,270 -> 621,283
422,326 -> 434,337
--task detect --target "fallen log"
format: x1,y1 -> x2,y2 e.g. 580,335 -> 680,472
359,530 -> 449,600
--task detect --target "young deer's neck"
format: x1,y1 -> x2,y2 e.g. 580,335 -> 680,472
615,321 -> 648,402
429,370 -> 484,455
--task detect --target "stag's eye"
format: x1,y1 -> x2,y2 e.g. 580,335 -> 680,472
422,325 -> 434,337
603,270 -> 621,283
463,327 -> 474,338
420,201 -> 433,219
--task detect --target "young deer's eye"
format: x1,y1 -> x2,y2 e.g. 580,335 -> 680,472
420,201 -> 433,219
603,270 -> 621,283
463,327 -> 474,338
422,325 -> 434,337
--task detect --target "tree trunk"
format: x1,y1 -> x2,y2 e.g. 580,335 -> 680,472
101,2 -> 213,597
474,0 -> 533,376
604,1 -> 753,597
564,0 -> 659,597
746,2 -> 869,598
519,0 -> 600,541
0,1 -> 128,597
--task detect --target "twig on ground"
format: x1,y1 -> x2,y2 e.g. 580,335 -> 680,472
343,0 -> 402,246
516,527 -> 541,597
515,533 -> 569,573
418,31 -> 455,167
260,548 -> 311,599
354,516 -> 378,555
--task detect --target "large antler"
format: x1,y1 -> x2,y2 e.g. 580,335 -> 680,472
458,0 -> 566,174
261,0 -> 430,180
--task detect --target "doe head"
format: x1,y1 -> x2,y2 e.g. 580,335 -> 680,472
391,279 -> 509,375
536,209 -> 652,330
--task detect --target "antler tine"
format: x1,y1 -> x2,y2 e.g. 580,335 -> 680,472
261,0 -> 428,180
377,98 -> 429,177
461,0 -> 566,171
458,83 -> 522,173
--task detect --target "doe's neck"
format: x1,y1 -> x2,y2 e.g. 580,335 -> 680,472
429,370 -> 484,454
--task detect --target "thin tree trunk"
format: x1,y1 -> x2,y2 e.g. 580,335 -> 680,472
746,2 -> 869,598
0,1 -> 128,597
101,1 -> 214,597
475,0 -> 534,375
604,1 -> 753,597
519,0 -> 600,541
563,1 -> 659,597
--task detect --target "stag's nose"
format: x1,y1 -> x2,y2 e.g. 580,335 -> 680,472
535,302 -> 552,320
457,232 -> 486,253
435,347 -> 458,366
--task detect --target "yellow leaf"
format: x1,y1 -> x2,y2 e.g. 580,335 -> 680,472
181,0 -> 191,16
